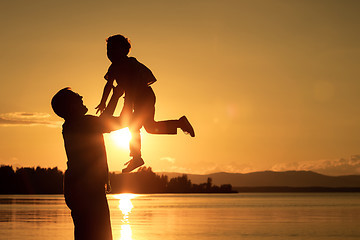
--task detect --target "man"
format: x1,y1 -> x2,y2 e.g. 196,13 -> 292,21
51,86 -> 124,240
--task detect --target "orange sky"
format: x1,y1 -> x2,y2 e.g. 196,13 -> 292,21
1,1 -> 360,175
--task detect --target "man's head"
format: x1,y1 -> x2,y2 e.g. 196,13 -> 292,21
51,87 -> 88,119
106,34 -> 131,62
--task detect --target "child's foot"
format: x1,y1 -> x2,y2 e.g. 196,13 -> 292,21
179,116 -> 195,137
122,157 -> 144,173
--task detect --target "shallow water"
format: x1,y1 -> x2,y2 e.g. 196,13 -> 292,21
0,193 -> 359,240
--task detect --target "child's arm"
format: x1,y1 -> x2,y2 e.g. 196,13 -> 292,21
102,85 -> 124,117
100,85 -> 126,132
96,80 -> 114,114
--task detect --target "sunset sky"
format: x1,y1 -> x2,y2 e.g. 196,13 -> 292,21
1,0 -> 359,175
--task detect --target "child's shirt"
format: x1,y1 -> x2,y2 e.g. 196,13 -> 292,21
104,57 -> 156,104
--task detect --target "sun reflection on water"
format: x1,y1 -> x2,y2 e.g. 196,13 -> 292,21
120,224 -> 132,240
113,194 -> 138,240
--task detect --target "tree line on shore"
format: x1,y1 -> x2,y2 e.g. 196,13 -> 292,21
0,165 -> 236,194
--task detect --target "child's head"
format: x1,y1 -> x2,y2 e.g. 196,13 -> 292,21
106,34 -> 131,62
51,87 -> 88,119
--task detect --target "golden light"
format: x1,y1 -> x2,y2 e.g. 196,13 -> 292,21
113,193 -> 137,217
120,224 -> 132,240
119,197 -> 134,216
110,128 -> 132,148
113,194 -> 138,240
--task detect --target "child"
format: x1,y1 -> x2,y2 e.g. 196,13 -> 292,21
96,34 -> 195,173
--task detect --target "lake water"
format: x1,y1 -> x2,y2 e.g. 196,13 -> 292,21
0,193 -> 359,240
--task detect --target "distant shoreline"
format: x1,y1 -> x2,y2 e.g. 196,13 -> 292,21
2,187 -> 360,195
2,165 -> 360,194
233,186 -> 360,193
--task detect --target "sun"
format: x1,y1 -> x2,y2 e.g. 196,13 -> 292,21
110,128 -> 132,148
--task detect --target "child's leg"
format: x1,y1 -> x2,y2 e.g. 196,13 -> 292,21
117,96 -> 142,158
135,95 -> 194,137
122,122 -> 144,173
127,88 -> 196,157
122,123 -> 144,173
144,119 -> 178,134
119,97 -> 145,173
143,116 -> 194,137
129,126 -> 141,158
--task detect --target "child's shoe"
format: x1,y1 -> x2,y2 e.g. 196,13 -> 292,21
179,116 -> 195,137
122,157 -> 144,173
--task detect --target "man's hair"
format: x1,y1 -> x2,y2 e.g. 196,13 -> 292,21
51,87 -> 74,119
106,34 -> 131,58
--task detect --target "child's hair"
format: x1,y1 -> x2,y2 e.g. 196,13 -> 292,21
51,87 -> 75,119
106,34 -> 131,61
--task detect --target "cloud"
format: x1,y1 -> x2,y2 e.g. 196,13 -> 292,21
271,155 -> 360,176
160,157 -> 176,164
0,112 -> 61,127
157,157 -> 207,174
202,162 -> 256,174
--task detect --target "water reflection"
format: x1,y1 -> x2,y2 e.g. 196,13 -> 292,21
1,194 -> 360,240
113,194 -> 137,240
120,224 -> 132,240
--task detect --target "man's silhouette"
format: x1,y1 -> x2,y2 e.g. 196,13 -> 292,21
51,87 -> 124,240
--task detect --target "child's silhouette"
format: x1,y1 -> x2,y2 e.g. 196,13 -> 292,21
96,34 -> 195,173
